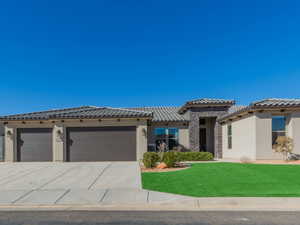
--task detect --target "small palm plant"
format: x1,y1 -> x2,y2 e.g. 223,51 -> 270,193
274,136 -> 294,160
157,141 -> 167,160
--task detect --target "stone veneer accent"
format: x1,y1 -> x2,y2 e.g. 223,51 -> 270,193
188,107 -> 229,158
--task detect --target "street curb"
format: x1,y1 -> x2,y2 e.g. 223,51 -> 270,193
1,203 -> 300,212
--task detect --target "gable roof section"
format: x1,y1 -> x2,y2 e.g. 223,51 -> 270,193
0,106 -> 152,121
178,98 -> 235,114
127,107 -> 189,122
218,98 -> 300,122
250,98 -> 300,107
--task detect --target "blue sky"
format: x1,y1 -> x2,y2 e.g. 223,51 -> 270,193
1,0 -> 300,115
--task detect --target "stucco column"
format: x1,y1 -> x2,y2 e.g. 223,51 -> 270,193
53,124 -> 65,162
136,124 -> 147,161
4,126 -> 15,162
214,122 -> 222,159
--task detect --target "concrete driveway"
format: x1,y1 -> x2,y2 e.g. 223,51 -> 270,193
0,162 -> 148,205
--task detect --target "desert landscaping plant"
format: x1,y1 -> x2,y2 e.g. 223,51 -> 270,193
162,152 -> 179,168
274,136 -> 294,160
143,152 -> 160,168
157,141 -> 167,160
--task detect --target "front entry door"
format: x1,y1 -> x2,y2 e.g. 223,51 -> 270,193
199,128 -> 207,151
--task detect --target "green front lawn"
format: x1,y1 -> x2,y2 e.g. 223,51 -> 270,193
142,163 -> 300,197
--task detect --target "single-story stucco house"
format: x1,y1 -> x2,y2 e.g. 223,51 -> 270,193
0,98 -> 299,162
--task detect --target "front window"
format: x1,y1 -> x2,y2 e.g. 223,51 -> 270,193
154,128 -> 179,151
272,116 -> 286,147
227,124 -> 232,149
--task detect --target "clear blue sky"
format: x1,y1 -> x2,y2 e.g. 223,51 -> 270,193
1,0 -> 300,115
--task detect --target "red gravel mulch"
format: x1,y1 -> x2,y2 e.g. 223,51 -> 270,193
141,164 -> 190,173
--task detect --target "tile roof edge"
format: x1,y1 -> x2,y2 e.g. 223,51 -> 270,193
0,106 -> 96,119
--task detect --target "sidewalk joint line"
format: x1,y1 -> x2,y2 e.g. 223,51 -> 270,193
88,163 -> 112,190
147,191 -> 150,203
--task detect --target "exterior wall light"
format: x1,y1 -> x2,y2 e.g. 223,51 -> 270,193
56,129 -> 64,142
7,130 -> 12,136
7,130 -> 14,140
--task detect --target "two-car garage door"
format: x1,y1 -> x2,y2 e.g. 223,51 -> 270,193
66,127 -> 136,162
16,126 -> 136,162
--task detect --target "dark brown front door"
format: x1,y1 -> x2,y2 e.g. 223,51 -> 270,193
17,128 -> 53,162
199,128 -> 207,151
66,126 -> 136,162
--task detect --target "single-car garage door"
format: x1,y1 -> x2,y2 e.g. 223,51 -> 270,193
66,126 -> 136,162
17,128 -> 53,162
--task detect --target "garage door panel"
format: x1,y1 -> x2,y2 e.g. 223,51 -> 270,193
67,127 -> 136,162
17,128 -> 53,162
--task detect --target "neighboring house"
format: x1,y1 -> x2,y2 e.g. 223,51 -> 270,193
0,98 -> 299,162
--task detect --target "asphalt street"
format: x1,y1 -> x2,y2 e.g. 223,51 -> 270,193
0,211 -> 299,225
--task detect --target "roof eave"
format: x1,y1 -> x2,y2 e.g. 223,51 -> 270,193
178,103 -> 235,114
218,105 -> 300,123
0,115 -> 153,122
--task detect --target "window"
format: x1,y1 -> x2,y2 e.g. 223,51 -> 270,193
154,128 -> 179,151
272,116 -> 286,147
227,124 -> 232,149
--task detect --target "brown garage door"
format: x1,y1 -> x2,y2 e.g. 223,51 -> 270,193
17,128 -> 53,162
66,126 -> 136,162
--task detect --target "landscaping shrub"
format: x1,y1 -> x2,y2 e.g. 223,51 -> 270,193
143,152 -> 160,168
176,152 -> 213,161
162,152 -> 179,168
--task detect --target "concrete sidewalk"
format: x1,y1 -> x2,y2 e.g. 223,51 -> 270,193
1,188 -> 300,211
0,188 -> 193,205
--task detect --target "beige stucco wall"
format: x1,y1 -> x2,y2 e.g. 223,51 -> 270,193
222,115 -> 256,160
222,111 -> 300,160
288,112 -> 300,155
147,122 -> 189,150
3,118 -> 148,162
255,112 -> 282,159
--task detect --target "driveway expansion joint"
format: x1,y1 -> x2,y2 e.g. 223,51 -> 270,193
88,163 -> 112,190
54,189 -> 71,204
36,165 -> 79,190
12,190 -> 35,204
99,189 -> 109,203
0,165 -> 52,186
